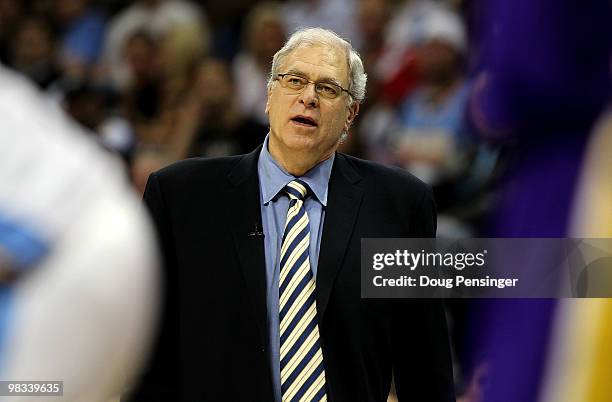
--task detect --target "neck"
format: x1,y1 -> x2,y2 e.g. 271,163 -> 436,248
268,139 -> 333,177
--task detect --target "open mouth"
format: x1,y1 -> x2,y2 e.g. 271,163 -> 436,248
291,115 -> 318,127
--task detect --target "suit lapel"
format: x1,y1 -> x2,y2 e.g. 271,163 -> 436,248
223,147 -> 268,344
317,154 -> 364,322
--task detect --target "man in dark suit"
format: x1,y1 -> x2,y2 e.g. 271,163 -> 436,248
135,28 -> 454,402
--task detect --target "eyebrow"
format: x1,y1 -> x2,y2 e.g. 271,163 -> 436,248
284,69 -> 344,88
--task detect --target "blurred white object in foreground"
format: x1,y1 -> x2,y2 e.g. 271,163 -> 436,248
0,65 -> 158,402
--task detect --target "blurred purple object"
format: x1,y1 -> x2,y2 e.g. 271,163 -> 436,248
466,1 -> 611,401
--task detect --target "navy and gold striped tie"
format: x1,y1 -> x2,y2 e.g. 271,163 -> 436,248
279,179 -> 327,402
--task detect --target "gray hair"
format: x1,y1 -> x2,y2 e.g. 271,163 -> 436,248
267,27 -> 367,104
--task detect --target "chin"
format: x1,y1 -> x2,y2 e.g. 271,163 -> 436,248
283,131 -> 318,150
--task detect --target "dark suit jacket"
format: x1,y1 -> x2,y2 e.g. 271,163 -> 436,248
133,147 -> 455,402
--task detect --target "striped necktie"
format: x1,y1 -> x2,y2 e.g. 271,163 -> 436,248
279,179 -> 327,402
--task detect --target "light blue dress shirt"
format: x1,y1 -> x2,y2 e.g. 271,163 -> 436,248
257,135 -> 334,402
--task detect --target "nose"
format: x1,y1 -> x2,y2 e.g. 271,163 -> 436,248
298,82 -> 319,108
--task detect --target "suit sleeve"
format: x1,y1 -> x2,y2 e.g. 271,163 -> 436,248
393,183 -> 455,402
129,173 -> 180,401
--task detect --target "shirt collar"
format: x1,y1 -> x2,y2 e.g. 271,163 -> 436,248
258,135 -> 334,206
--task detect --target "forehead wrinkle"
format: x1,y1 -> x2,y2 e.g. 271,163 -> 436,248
281,44 -> 348,83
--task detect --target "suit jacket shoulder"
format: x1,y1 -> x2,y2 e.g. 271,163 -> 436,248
336,153 -> 437,237
338,152 -> 424,184
152,155 -> 244,190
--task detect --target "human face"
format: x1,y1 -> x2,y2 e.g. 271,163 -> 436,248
417,39 -> 461,85
265,44 -> 359,172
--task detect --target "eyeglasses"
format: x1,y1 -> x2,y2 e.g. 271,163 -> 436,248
276,73 -> 351,100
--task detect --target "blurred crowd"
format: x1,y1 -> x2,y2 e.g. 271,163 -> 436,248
0,0 -> 494,238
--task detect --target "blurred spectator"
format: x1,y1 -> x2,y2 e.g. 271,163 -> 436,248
120,27 -> 208,162
102,0 -> 210,90
232,1 -> 286,126
121,30 -> 165,144
202,0 -> 261,61
337,0 -> 391,159
356,0 -> 390,72
0,0 -> 23,63
356,100 -> 398,164
393,6 -> 469,185
159,17 -> 208,99
61,80 -> 137,164
282,0 -> 361,46
357,0 -> 447,164
8,15 -> 61,90
63,81 -> 107,131
178,58 -> 268,158
52,0 -> 106,80
129,57 -> 268,195
375,0 -> 443,105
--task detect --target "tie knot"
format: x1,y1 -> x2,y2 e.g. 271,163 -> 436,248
284,179 -> 309,201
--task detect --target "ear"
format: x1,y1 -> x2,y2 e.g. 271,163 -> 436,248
343,102 -> 360,132
265,86 -> 273,116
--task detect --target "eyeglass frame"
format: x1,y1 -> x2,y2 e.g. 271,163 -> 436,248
275,73 -> 353,100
